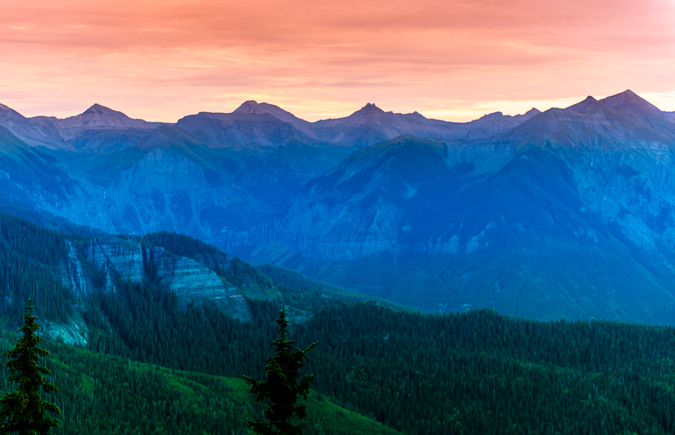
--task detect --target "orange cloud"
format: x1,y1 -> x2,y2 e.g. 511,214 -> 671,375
0,0 -> 673,121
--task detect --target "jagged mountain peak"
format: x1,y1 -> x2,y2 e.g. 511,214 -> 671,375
480,111 -> 505,120
363,102 -> 382,110
176,99 -> 317,148
510,90 -> 675,149
85,103 -> 112,112
566,96 -> 601,114
601,89 -> 664,114
475,108 -> 541,123
467,108 -> 542,137
78,103 -> 133,120
312,104 -> 435,147
231,100 -> 308,125
19,103 -> 164,147
352,103 -> 386,117
233,100 -> 265,114
84,103 -> 113,113
59,103 -> 158,133
604,89 -> 640,102
600,89 -> 675,132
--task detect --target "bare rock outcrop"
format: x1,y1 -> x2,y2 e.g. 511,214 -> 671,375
61,236 -> 252,322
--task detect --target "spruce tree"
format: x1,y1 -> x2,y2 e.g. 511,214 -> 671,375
0,299 -> 60,435
244,307 -> 317,435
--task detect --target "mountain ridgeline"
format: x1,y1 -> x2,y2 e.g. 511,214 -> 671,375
2,90 -> 675,323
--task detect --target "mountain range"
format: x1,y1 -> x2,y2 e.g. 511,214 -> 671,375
2,90 -> 675,323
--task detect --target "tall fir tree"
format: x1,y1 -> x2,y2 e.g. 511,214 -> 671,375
0,299 -> 60,435
244,307 -> 317,435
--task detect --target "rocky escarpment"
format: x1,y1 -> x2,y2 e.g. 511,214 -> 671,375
61,236 -> 252,322
61,241 -> 94,299
149,246 -> 251,321
84,237 -> 144,291
43,314 -> 89,347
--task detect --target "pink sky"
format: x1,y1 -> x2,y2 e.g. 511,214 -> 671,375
1,0 -> 674,122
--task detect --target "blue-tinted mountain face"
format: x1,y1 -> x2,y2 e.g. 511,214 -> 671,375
2,90 -> 675,323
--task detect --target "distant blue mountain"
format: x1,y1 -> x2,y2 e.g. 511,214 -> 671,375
2,90 -> 675,323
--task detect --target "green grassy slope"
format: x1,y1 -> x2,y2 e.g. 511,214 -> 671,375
0,336 -> 402,435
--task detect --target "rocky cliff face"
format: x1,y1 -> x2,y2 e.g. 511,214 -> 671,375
84,237 -> 145,286
61,241 -> 95,298
149,246 -> 251,321
60,236 -> 252,322
43,314 -> 89,347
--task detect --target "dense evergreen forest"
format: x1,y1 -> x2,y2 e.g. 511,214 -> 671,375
0,332 -> 401,435
88,292 -> 675,435
6,212 -> 675,434
0,213 -> 73,321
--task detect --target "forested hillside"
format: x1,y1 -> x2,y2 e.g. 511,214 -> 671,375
5,212 -> 675,434
0,213 -> 74,321
0,333 -> 401,435
84,291 -> 675,435
0,213 -> 373,328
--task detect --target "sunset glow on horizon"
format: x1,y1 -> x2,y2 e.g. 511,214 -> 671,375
1,0 -> 674,122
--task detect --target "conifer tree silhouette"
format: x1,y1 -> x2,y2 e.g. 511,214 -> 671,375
0,299 -> 60,435
244,307 -> 317,435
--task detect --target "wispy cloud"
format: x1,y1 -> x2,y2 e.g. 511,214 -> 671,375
0,0 -> 673,121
